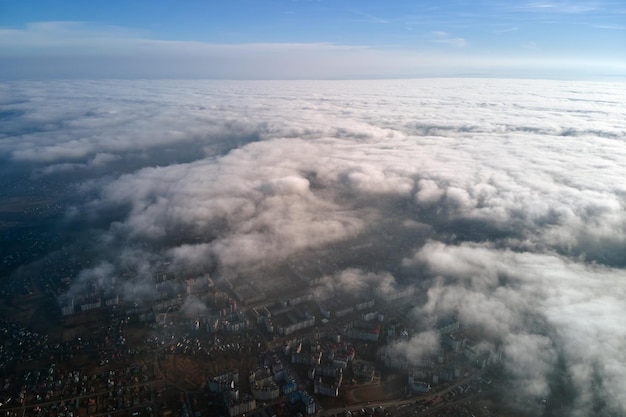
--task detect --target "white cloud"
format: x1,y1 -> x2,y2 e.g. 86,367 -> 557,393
431,31 -> 449,38
314,268 -> 402,300
593,24 -> 626,30
431,37 -> 469,48
2,78 -> 626,414
516,2 -> 598,14
383,331 -> 441,366
405,241 -> 626,415
493,26 -> 520,34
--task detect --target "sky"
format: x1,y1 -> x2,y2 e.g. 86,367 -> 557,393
1,0 -> 625,79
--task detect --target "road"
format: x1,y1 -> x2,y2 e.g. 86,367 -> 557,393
315,371 -> 482,416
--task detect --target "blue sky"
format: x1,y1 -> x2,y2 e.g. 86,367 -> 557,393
1,0 -> 625,79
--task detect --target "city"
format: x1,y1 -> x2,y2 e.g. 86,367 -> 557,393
0,255 -> 523,417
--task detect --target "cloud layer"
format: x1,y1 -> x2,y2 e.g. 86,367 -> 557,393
1,78 -> 625,415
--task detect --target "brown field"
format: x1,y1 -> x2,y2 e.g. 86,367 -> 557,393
343,376 -> 404,405
158,351 -> 258,391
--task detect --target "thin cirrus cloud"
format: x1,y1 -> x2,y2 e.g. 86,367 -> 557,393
493,26 -> 520,34
510,1 -> 599,14
593,24 -> 626,30
430,37 -> 468,48
429,30 -> 468,48
2,78 -> 626,415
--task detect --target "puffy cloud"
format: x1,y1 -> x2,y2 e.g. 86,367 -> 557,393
504,333 -> 557,398
181,295 -> 208,317
405,241 -> 626,415
66,261 -> 116,298
313,268 -> 402,300
382,331 -> 441,366
2,78 -> 625,415
415,179 -> 445,205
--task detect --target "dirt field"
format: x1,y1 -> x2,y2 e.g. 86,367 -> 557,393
343,374 -> 405,405
158,351 -> 258,391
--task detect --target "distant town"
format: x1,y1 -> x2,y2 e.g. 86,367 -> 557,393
0,256 -> 530,417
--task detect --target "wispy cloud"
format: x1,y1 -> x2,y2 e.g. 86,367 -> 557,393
352,10 -> 388,24
429,30 -> 468,48
431,30 -> 449,38
593,24 -> 626,30
494,26 -> 520,34
514,1 -> 598,13
521,41 -> 538,49
431,37 -> 468,48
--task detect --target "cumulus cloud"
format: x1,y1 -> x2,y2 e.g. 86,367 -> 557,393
383,331 -> 441,366
415,179 -> 445,205
313,268 -> 402,300
65,261 -> 116,298
181,295 -> 208,317
405,241 -> 626,415
1,78 -> 625,416
504,333 -> 557,398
